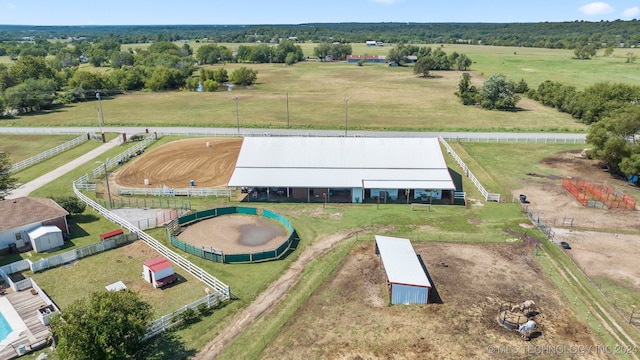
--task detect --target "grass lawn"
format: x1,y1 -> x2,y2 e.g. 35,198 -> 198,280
0,134 -> 78,162
28,239 -> 207,317
449,142 -> 586,196
11,137 -> 112,185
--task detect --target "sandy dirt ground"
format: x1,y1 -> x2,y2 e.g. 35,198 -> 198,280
263,242 -> 604,360
176,215 -> 288,254
514,150 -> 640,294
195,230 -> 362,359
114,137 -> 242,188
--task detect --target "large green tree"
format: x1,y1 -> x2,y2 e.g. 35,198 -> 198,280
586,105 -> 640,175
413,56 -> 435,77
480,74 -> 520,110
230,67 -> 258,85
0,152 -> 18,200
455,72 -> 480,105
51,290 -> 153,360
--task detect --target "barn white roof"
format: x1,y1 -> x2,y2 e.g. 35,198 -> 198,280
228,137 -> 455,189
375,235 -> 430,287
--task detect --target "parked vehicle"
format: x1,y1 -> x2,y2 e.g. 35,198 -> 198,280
560,241 -> 571,249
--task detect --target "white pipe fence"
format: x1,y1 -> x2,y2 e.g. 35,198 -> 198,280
116,186 -> 232,197
91,135 -> 157,179
441,136 -> 586,144
10,134 -> 89,173
439,136 -> 501,202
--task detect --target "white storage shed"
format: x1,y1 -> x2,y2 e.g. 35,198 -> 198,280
28,226 -> 64,253
375,235 -> 431,305
142,257 -> 177,288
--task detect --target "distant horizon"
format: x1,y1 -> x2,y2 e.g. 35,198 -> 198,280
1,1 -> 639,26
3,19 -> 640,27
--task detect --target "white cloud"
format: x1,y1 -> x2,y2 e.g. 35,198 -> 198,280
369,0 -> 403,4
622,6 -> 640,19
6,3 -> 16,9
579,2 -> 614,15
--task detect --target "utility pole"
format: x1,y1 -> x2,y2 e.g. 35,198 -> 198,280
96,91 -> 105,142
232,96 -> 239,135
104,159 -> 113,209
286,91 -> 290,127
344,97 -> 349,136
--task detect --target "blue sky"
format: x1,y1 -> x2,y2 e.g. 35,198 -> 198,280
1,1 -> 639,25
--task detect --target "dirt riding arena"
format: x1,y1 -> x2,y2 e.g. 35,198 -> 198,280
514,149 -> 640,296
114,138 -> 243,188
264,242 -> 605,360
177,215 -> 289,254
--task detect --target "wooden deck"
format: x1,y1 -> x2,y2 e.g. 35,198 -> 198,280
0,288 -> 52,360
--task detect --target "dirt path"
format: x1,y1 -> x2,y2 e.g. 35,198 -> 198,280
542,246 -> 639,360
194,229 -> 362,360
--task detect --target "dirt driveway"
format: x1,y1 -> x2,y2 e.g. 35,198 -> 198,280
515,150 -> 640,296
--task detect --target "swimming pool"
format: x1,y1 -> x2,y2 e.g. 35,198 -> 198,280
0,312 -> 11,341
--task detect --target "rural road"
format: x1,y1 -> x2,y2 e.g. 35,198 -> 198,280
0,126 -> 588,142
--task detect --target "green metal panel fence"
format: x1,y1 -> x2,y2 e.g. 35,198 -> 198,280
168,206 -> 296,264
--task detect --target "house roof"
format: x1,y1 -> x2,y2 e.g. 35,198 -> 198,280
228,137 -> 455,190
375,235 -> 430,288
143,257 -> 173,272
28,226 -> 61,239
0,197 -> 69,232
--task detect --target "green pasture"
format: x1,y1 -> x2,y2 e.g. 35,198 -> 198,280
122,41 -> 640,89
0,61 -> 586,132
0,134 -> 77,162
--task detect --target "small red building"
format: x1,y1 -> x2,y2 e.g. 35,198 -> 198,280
142,257 -> 177,288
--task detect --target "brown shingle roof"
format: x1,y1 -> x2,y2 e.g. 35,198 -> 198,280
0,197 -> 69,232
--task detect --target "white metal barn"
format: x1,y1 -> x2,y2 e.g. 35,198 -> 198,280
228,137 -> 456,203
28,225 -> 64,253
375,235 -> 431,305
142,257 -> 177,288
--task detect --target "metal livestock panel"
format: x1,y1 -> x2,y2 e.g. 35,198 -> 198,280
224,253 -> 251,263
251,250 -> 277,262
217,207 -> 237,216
197,208 -> 217,219
391,283 -> 429,305
179,213 -> 197,225
237,207 -> 257,215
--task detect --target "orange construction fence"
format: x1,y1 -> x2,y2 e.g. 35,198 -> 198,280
562,178 -> 636,210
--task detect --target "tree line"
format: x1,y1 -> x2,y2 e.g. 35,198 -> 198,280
0,39 -> 287,115
2,21 -> 640,50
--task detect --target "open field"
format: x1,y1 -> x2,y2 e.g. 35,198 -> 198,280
121,42 -> 640,89
0,62 -> 586,132
0,134 -> 77,162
